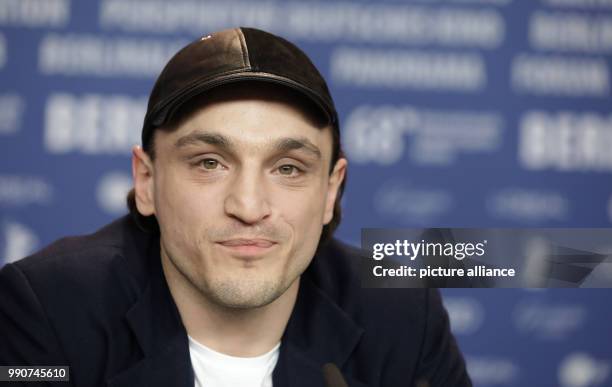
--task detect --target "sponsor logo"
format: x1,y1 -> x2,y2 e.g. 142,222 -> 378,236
374,180 -> 452,225
0,175 -> 53,206
99,1 -> 504,48
96,172 -> 132,215
0,220 -> 39,265
0,33 -> 5,69
0,0 -> 69,28
44,93 -> 145,154
466,356 -> 519,385
530,11 -> 612,53
486,188 -> 569,223
514,301 -> 586,339
0,94 -> 25,135
512,54 -> 609,97
39,34 -> 186,77
331,48 -> 486,91
519,111 -> 612,172
443,297 -> 485,335
558,353 -> 611,387
345,105 -> 502,166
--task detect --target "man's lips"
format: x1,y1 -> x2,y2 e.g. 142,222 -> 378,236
218,239 -> 276,248
216,239 -> 277,256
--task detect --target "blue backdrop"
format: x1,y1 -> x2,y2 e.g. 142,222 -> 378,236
1,0 -> 611,385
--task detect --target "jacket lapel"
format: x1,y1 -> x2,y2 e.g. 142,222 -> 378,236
273,277 -> 368,387
107,233 -> 193,387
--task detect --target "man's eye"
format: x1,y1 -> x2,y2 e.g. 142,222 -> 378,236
278,165 -> 299,175
200,159 -> 219,170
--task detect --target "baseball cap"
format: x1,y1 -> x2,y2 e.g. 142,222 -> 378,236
141,27 -> 338,149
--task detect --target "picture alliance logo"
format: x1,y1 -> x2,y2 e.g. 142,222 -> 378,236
371,239 -> 488,261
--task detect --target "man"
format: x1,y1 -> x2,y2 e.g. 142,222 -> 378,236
0,27 -> 471,386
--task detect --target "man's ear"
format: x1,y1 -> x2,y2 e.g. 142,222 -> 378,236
323,158 -> 347,225
132,145 -> 155,216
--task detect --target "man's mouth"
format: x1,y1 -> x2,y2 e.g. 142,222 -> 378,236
216,239 -> 277,256
218,239 -> 276,247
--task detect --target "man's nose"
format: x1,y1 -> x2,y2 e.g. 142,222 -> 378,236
224,168 -> 272,224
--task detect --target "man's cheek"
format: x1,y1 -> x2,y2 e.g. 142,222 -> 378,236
285,205 -> 325,244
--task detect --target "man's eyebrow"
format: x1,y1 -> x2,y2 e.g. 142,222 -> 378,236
174,132 -> 233,150
174,131 -> 321,159
275,137 -> 321,159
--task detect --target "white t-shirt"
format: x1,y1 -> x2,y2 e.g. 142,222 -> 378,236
188,336 -> 280,387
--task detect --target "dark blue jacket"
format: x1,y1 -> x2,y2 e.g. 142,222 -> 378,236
0,216 -> 471,386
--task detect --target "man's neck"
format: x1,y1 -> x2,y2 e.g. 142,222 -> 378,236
160,251 -> 299,357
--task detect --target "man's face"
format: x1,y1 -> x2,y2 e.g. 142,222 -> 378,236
133,85 -> 346,309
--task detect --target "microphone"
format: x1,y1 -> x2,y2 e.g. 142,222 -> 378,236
322,363 -> 348,387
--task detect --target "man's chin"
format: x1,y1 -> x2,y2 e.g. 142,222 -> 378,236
202,278 -> 287,310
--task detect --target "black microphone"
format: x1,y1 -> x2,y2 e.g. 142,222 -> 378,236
322,363 -> 348,387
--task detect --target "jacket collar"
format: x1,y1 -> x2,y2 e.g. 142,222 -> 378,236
107,228 -> 194,387
107,218 -> 366,387
273,276 -> 366,387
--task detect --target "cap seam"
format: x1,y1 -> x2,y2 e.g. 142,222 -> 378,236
236,28 -> 251,69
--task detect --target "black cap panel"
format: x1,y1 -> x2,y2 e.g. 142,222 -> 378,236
240,27 -> 336,114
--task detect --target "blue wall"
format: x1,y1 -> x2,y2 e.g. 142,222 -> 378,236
1,1 -> 611,385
